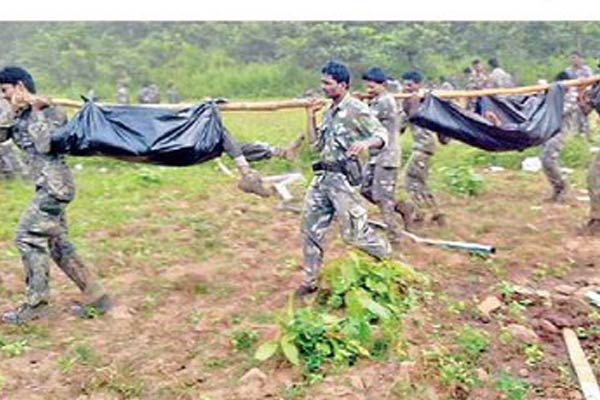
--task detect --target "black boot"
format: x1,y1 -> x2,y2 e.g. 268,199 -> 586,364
295,283 -> 318,299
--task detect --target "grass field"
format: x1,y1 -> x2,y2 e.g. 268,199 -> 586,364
0,109 -> 599,399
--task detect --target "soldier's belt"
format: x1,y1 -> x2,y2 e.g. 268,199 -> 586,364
312,161 -> 345,174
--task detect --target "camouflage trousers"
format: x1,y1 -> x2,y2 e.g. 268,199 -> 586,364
405,149 -> 439,216
301,172 -> 391,287
360,163 -> 402,238
541,128 -> 569,198
588,150 -> 600,220
574,106 -> 591,140
15,191 -> 105,306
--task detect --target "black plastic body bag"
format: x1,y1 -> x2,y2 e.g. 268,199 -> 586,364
51,101 -> 226,166
409,83 -> 565,152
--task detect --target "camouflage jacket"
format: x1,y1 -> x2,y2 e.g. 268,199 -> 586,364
489,68 -> 514,88
564,87 -> 579,115
314,94 -> 388,164
368,91 -> 400,167
0,105 -> 75,202
412,125 -> 436,155
565,65 -> 593,79
166,89 -> 182,104
466,72 -> 491,90
116,87 -> 130,104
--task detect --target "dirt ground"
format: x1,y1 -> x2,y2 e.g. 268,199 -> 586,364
0,164 -> 599,400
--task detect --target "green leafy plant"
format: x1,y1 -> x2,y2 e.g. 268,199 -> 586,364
439,166 -> 485,196
524,343 -> 544,366
231,328 -> 260,351
424,326 -> 491,393
456,326 -> 491,358
496,372 -> 530,400
255,254 -> 426,378
1,338 -> 28,357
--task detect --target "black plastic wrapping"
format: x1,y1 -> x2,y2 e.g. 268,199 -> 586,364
409,83 -> 565,152
51,101 -> 226,166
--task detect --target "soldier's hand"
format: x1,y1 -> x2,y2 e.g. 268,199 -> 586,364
30,96 -> 52,110
308,97 -> 325,112
347,140 -> 372,156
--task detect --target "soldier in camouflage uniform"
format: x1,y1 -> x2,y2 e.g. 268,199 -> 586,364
138,82 -> 160,104
360,67 -> 403,242
582,82 -> 600,234
541,72 -> 579,202
166,82 -> 182,104
298,61 -> 391,297
465,59 -> 492,111
116,81 -> 130,104
0,67 -> 111,324
399,70 -> 445,228
586,149 -> 600,234
565,51 -> 593,141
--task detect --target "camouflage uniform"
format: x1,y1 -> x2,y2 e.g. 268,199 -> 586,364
489,67 -> 514,88
465,72 -> 490,110
360,91 -> 402,240
566,65 -> 593,139
0,99 -> 28,179
138,84 -> 160,104
302,94 -> 391,288
166,87 -> 182,104
541,87 -> 579,201
587,86 -> 600,232
588,150 -> 600,223
404,124 -> 441,223
116,85 -> 130,104
0,106 -> 106,308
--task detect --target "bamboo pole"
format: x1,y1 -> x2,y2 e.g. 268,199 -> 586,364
51,97 -> 326,111
50,75 -> 600,111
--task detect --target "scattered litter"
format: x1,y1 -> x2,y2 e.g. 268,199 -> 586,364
521,157 -> 542,173
525,223 -> 539,232
577,196 -> 591,203
99,167 -> 108,173
590,146 -> 600,153
530,206 -> 542,211
561,167 -> 574,175
586,291 -> 600,308
216,158 -> 234,177
263,173 -> 305,202
488,166 -> 505,172
74,163 -> 84,171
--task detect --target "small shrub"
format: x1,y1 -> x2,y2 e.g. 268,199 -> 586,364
439,166 -> 485,196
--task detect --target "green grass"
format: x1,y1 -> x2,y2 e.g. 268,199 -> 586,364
1,108 -> 598,399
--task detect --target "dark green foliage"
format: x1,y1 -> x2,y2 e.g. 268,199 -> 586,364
2,22 -> 600,100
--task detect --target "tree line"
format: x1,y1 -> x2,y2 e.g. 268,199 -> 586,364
1,21 -> 599,100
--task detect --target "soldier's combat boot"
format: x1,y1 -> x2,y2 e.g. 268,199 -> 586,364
295,283 -> 318,299
579,218 -> 600,236
2,302 -> 49,325
238,169 -> 272,198
394,200 -> 417,231
72,294 -> 112,319
431,212 -> 447,227
274,133 -> 305,161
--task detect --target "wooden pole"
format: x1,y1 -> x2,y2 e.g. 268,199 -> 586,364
50,75 -> 600,111
52,97 -> 326,111
563,328 -> 600,400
